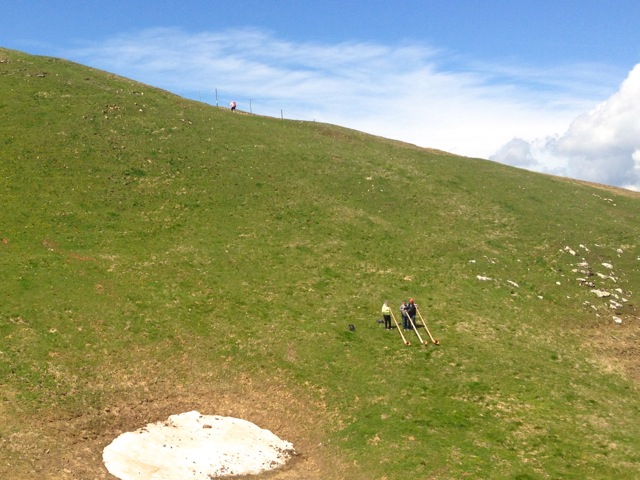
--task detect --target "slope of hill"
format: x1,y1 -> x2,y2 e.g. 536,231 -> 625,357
1,47 -> 639,479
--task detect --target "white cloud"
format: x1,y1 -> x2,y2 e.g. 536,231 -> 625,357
492,64 -> 640,190
63,27 -> 629,185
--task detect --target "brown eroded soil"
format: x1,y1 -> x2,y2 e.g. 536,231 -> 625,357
0,368 -> 352,480
585,314 -> 640,383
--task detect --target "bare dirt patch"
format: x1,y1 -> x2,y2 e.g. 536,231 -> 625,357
0,369 -> 349,480
583,315 -> 640,382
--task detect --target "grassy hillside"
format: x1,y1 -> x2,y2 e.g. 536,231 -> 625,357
1,47 -> 639,479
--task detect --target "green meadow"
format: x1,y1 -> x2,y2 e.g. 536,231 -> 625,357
1,47 -> 639,479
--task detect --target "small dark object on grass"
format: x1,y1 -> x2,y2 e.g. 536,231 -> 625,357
349,324 -> 355,331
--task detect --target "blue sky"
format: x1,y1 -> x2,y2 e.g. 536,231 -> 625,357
3,1 -> 640,189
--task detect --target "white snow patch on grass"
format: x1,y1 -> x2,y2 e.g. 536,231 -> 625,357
103,411 -> 295,480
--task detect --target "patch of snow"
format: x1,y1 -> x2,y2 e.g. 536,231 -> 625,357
103,411 -> 294,480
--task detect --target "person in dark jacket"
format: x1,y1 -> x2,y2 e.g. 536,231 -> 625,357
405,298 -> 417,329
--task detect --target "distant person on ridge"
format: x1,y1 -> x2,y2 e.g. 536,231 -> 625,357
230,101 -> 237,112
382,301 -> 392,330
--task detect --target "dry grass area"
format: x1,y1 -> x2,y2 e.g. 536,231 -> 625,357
0,367 -> 353,480
560,176 -> 640,200
585,316 -> 640,383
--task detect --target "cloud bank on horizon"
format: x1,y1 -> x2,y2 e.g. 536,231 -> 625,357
63,28 -> 639,190
493,64 -> 640,191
